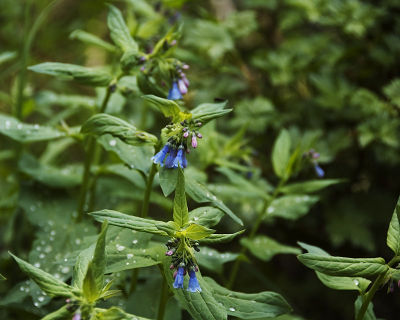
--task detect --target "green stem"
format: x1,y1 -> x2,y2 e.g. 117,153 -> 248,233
157,275 -> 169,320
226,178 -> 286,289
355,256 -> 398,320
76,84 -> 114,222
141,162 -> 157,218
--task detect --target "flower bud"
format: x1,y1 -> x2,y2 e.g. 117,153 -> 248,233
191,135 -> 198,148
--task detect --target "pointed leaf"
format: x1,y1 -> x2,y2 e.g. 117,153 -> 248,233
94,306 -> 152,320
272,129 -> 291,178
70,29 -> 117,52
316,272 -> 371,293
107,5 -> 138,52
199,230 -> 244,244
281,179 -> 344,194
143,95 -> 184,122
188,207 -> 224,227
184,224 -> 215,240
41,305 -> 71,320
387,196 -> 400,255
92,221 -> 108,294
173,168 -> 189,228
159,167 -> 179,196
73,245 -> 94,289
9,253 -> 73,297
28,62 -> 112,86
83,261 -> 100,302
191,101 -> 232,125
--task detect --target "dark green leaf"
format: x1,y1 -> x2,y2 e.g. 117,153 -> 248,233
204,277 -> 292,319
354,296 -> 377,320
159,167 -> 179,196
70,29 -> 117,52
143,95 -> 185,122
195,247 -> 238,273
9,253 -> 73,297
41,305 -> 71,320
173,168 -> 189,228
28,62 -> 112,86
281,179 -> 344,194
199,230 -> 244,244
267,195 -> 319,220
188,207 -> 224,227
387,196 -> 400,255
191,101 -> 232,125
316,272 -> 371,293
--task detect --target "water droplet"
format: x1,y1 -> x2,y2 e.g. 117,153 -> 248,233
64,258 -> 68,262
33,124 -> 40,130
132,239 -> 138,245
44,246 -> 52,253
267,207 -> 275,214
39,253 -> 45,259
127,253 -> 133,259
61,266 -> 70,274
34,302 -> 39,307
116,244 -> 125,251
5,120 -> 11,128
194,217 -> 199,221
54,273 -> 61,279
109,139 -> 117,146
20,286 -> 25,291
353,279 -> 360,286
75,239 -> 81,245
126,262 -> 130,265
38,296 -> 44,302
30,205 -> 36,211
229,307 -> 236,312
17,124 -> 23,130
34,262 -> 41,268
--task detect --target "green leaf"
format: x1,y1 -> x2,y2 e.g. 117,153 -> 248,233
41,305 -> 71,320
188,207 -> 224,227
107,4 -> 138,52
28,62 -> 112,86
0,51 -> 17,65
195,247 -> 238,273
83,261 -> 100,302
159,166 -> 179,196
184,224 -> 215,240
204,277 -> 292,319
0,273 -> 6,280
92,221 -> 108,295
173,168 -> 189,228
387,196 -> 400,255
97,135 -> 153,174
297,254 -> 388,277
191,101 -> 232,125
9,253 -> 73,297
89,209 -> 175,236
267,195 -> 319,220
185,173 -> 243,226
354,296 -> 376,320
199,230 -> 244,244
94,307 -> 151,320
316,272 -> 371,293
81,113 -> 158,146
241,236 -> 301,262
73,245 -> 94,289
70,29 -> 117,52
272,129 -> 291,178
143,95 -> 185,122
0,114 -> 65,143
162,261 -> 227,320
281,179 -> 344,194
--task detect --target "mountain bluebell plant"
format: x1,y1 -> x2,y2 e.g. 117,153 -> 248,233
304,149 -> 325,178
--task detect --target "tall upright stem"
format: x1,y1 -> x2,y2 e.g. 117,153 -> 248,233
76,85 -> 113,222
157,274 -> 169,320
226,179 -> 286,289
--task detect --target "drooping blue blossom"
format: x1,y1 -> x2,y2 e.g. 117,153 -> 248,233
172,146 -> 187,168
314,164 -> 325,178
164,148 -> 178,168
151,143 -> 171,167
187,270 -> 201,292
173,267 -> 185,289
167,81 -> 183,100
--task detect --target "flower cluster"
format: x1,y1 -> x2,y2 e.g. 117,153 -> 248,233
167,65 -> 190,100
165,238 -> 202,292
304,149 -> 325,178
151,119 -> 203,169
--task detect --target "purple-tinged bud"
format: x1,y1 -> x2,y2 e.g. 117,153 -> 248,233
72,312 -> 81,320
398,280 -> 400,288
312,152 -> 320,159
66,299 -> 71,304
178,79 -> 188,95
181,74 -> 190,87
191,135 -> 198,148
182,127 -> 187,132
186,149 -> 190,153
139,56 -> 146,62
196,122 -> 202,127
183,131 -> 189,138
182,64 -> 189,70
197,133 -> 202,139
140,66 -> 145,72
170,39 -> 177,46
165,250 -> 174,256
170,264 -> 175,270
194,265 -> 199,272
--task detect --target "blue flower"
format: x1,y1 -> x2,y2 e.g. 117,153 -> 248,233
314,164 -> 325,178
173,267 -> 185,289
151,143 -> 171,167
165,147 -> 178,168
167,82 -> 183,100
172,146 -> 187,168
187,270 -> 201,292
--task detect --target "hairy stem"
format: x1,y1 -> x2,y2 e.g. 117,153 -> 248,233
76,85 -> 113,222
226,179 -> 286,289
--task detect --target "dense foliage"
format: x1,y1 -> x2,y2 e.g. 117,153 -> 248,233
1,0 -> 400,319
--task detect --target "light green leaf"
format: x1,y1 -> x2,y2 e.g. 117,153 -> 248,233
0,51 -> 17,65
162,260 -> 227,320
91,221 -> 108,295
89,209 -> 175,236
316,272 -> 371,293
41,305 -> 71,320
281,179 -> 344,194
191,101 -> 232,125
387,196 -> 400,255
297,254 -> 388,277
267,195 -> 319,220
272,129 -> 291,178
354,296 -> 376,320
28,62 -> 112,86
73,245 -> 94,289
70,29 -> 117,52
94,307 -> 151,320
159,166 -> 179,196
188,207 -> 224,227
195,247 -> 238,273
184,224 -> 215,240
107,4 -> 138,52
143,95 -> 184,122
199,230 -> 244,244
83,261 -> 99,302
9,253 -> 73,297
204,277 -> 292,319
185,174 -> 243,226
174,168 -> 189,228
81,113 -> 158,146
297,242 -> 329,256
241,236 -> 301,262
0,114 -> 65,143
